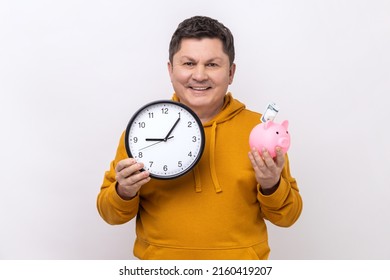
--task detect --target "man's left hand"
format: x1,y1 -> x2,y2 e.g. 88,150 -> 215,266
248,147 -> 285,193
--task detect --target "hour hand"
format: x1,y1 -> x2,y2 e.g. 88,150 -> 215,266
140,136 -> 174,151
145,138 -> 165,141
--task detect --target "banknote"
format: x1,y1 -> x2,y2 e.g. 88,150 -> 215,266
261,102 -> 279,123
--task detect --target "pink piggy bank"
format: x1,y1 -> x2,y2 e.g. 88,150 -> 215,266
249,120 -> 291,158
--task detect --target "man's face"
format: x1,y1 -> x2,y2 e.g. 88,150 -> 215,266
168,38 -> 236,121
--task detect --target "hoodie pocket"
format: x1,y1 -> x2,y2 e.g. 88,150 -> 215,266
135,239 -> 270,260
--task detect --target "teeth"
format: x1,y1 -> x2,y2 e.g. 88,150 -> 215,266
192,87 -> 208,90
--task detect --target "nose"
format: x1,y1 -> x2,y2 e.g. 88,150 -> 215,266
192,65 -> 208,82
278,137 -> 290,148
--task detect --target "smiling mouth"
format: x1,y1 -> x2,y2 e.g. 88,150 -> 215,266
189,86 -> 211,91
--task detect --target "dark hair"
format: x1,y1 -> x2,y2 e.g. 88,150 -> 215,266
169,16 -> 235,66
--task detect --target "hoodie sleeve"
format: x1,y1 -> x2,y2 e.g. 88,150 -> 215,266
257,154 -> 303,227
96,132 -> 140,225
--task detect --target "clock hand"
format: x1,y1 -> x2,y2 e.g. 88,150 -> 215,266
164,117 -> 181,141
145,138 -> 166,141
144,117 -> 181,142
139,136 -> 174,151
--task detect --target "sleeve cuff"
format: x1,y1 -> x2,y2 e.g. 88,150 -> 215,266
109,182 -> 140,209
257,177 -> 289,208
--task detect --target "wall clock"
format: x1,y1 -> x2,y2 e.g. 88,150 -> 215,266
125,100 -> 205,179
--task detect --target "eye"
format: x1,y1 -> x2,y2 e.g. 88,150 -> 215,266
286,131 -> 289,134
276,131 -> 279,134
183,62 -> 195,67
207,63 -> 218,67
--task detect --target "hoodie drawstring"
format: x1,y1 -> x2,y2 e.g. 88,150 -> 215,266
210,122 -> 222,193
193,165 -> 202,193
193,121 -> 222,193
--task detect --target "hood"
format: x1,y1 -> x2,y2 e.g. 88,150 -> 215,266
172,92 -> 246,193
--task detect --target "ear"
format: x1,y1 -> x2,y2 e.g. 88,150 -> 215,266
264,120 -> 274,129
281,120 -> 289,129
228,63 -> 236,85
167,61 -> 173,81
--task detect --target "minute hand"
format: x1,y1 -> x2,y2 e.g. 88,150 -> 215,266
164,117 -> 181,141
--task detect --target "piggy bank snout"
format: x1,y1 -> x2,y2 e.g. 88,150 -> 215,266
278,137 -> 290,148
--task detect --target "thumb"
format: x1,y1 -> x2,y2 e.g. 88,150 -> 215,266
275,147 -> 285,168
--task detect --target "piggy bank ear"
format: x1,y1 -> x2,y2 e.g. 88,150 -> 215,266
281,120 -> 289,129
264,120 -> 274,130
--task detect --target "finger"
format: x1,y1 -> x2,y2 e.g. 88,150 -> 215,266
115,158 -> 136,173
117,162 -> 145,181
274,147 -> 285,168
249,147 -> 265,169
261,148 -> 275,168
122,169 -> 150,187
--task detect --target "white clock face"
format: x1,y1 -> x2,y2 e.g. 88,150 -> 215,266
125,101 -> 205,179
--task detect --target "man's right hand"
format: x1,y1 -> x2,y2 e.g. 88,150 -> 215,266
115,158 -> 150,200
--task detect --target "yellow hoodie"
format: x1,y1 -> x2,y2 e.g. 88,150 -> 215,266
97,93 -> 302,259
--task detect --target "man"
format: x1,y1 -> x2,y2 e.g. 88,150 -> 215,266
97,16 -> 302,259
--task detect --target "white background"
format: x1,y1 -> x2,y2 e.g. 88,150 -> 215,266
1,0 -> 389,260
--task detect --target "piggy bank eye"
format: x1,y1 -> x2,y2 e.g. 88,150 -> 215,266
276,131 -> 279,134
286,131 -> 289,134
